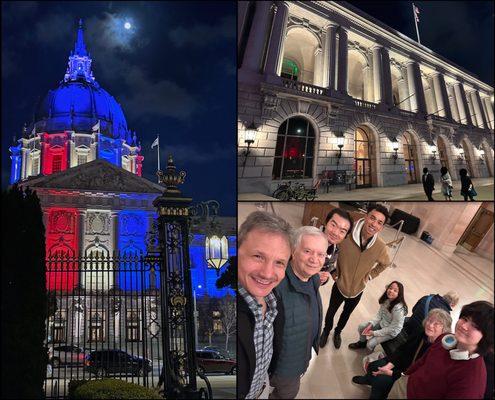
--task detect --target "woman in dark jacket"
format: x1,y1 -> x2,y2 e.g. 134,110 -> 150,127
459,168 -> 475,201
351,308 -> 452,399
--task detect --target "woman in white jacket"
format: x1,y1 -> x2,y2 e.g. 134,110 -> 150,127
440,166 -> 453,201
349,281 -> 408,352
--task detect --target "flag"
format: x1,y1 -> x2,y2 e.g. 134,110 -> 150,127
151,136 -> 159,149
414,5 -> 420,22
92,120 -> 100,132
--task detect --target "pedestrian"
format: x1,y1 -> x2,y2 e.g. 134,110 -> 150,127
421,167 -> 435,201
268,227 -> 329,399
319,204 -> 392,350
459,168 -> 476,201
439,166 -> 453,201
349,281 -> 408,352
238,211 -> 293,399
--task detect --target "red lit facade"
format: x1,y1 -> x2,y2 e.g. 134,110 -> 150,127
41,132 -> 70,176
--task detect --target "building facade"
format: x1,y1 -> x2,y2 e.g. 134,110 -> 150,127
8,21 -> 236,356
238,1 -> 494,195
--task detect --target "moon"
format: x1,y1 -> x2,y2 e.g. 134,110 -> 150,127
124,22 -> 131,30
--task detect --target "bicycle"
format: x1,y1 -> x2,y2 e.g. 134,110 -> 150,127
272,181 -> 317,201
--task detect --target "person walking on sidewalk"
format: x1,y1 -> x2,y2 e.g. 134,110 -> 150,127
422,168 -> 435,201
319,204 -> 392,350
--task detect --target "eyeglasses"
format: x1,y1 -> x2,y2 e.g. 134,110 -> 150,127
425,319 -> 443,328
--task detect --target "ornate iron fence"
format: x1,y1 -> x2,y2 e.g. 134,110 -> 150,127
43,251 -> 165,398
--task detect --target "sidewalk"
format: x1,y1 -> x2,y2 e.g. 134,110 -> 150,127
238,178 -> 494,201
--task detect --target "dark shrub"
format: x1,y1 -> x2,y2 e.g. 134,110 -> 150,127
72,379 -> 162,399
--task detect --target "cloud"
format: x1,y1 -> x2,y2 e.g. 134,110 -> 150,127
34,13 -> 73,46
168,15 -> 235,47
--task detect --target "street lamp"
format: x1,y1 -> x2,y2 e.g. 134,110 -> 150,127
391,139 -> 399,163
336,133 -> 344,165
205,235 -> 229,275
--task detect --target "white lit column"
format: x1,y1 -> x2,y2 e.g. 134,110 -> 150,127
313,48 -> 323,86
337,26 -> 348,94
363,65 -> 373,102
398,76 -> 410,110
474,91 -> 488,129
434,73 -> 452,119
406,60 -> 426,113
454,82 -> 472,125
432,73 -> 447,117
241,1 -> 274,73
372,45 -> 383,103
324,23 -> 338,91
466,91 -> 477,126
447,85 -> 460,122
380,47 -> 393,107
264,1 -> 289,76
238,1 -> 249,46
482,96 -> 494,129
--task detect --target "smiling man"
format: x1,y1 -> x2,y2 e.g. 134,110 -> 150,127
320,204 -> 392,350
238,211 -> 293,399
268,226 -> 328,399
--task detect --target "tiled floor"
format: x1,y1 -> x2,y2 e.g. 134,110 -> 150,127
294,227 -> 494,399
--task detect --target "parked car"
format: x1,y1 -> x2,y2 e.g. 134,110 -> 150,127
50,345 -> 87,367
196,350 -> 236,375
85,349 -> 152,378
201,346 -> 233,359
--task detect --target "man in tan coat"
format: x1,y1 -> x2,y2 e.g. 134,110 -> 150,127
319,204 -> 391,349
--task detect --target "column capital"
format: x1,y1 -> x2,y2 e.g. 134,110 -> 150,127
324,21 -> 339,30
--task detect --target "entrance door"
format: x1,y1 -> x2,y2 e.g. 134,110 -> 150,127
355,127 -> 372,188
458,207 -> 494,251
402,132 -> 417,184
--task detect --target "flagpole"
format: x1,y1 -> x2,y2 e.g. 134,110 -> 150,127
412,2 -> 421,44
157,135 -> 160,172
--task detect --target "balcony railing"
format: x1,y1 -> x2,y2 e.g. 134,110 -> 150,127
399,109 -> 416,118
353,99 -> 377,110
281,78 -> 328,96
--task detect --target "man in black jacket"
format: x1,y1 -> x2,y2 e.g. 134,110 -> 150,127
238,211 -> 292,399
422,167 -> 435,201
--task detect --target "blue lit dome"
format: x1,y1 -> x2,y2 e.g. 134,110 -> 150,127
34,81 -> 129,140
33,19 -> 130,140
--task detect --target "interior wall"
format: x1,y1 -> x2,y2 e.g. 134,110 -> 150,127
238,202 -> 307,228
388,202 -> 482,252
474,202 -> 494,260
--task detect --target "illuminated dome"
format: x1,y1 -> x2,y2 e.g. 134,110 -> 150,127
33,19 -> 130,141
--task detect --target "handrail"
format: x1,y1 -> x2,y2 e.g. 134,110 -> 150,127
387,219 -> 405,268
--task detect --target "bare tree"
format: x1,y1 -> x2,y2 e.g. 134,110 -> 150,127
218,293 -> 236,352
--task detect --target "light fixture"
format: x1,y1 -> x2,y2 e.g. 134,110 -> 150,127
242,122 -> 258,168
391,138 -> 399,163
336,133 -> 344,164
479,148 -> 485,163
205,235 -> 229,276
458,147 -> 464,161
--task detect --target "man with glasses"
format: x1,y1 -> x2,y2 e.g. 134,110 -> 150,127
320,204 -> 392,350
268,226 -> 328,399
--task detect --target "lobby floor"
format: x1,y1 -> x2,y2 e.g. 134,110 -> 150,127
291,226 -> 493,399
238,177 -> 494,201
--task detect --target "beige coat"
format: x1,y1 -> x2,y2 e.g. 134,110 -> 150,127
335,218 -> 391,298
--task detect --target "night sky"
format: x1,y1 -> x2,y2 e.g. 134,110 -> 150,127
1,1 -> 236,216
347,1 -> 494,86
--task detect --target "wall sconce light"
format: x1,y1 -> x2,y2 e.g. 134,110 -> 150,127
479,149 -> 485,164
336,134 -> 344,165
458,148 -> 464,162
430,144 -> 437,164
242,122 -> 258,168
391,139 -> 399,164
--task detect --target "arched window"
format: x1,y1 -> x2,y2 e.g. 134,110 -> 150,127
272,117 -> 315,180
355,127 -> 372,188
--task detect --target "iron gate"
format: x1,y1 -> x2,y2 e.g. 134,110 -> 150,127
44,251 -> 166,398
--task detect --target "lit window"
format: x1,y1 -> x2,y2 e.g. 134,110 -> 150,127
52,155 -> 62,173
88,311 -> 105,342
77,153 -> 87,166
52,310 -> 67,343
281,59 -> 299,81
32,157 -> 40,176
126,310 -> 141,342
273,117 -> 315,180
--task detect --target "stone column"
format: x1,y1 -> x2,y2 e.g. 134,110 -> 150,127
474,91 -> 488,129
372,45 -> 383,103
398,76 -> 410,110
380,47 -> 393,107
454,82 -> 472,125
434,73 -> 452,120
363,65 -> 373,102
447,85 -> 460,122
482,96 -> 494,129
324,23 -> 338,90
466,92 -> 477,126
313,48 -> 323,86
264,1 -> 290,76
406,61 -> 426,113
238,1 -> 249,47
241,1 -> 274,73
432,73 -> 447,117
337,26 -> 348,94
